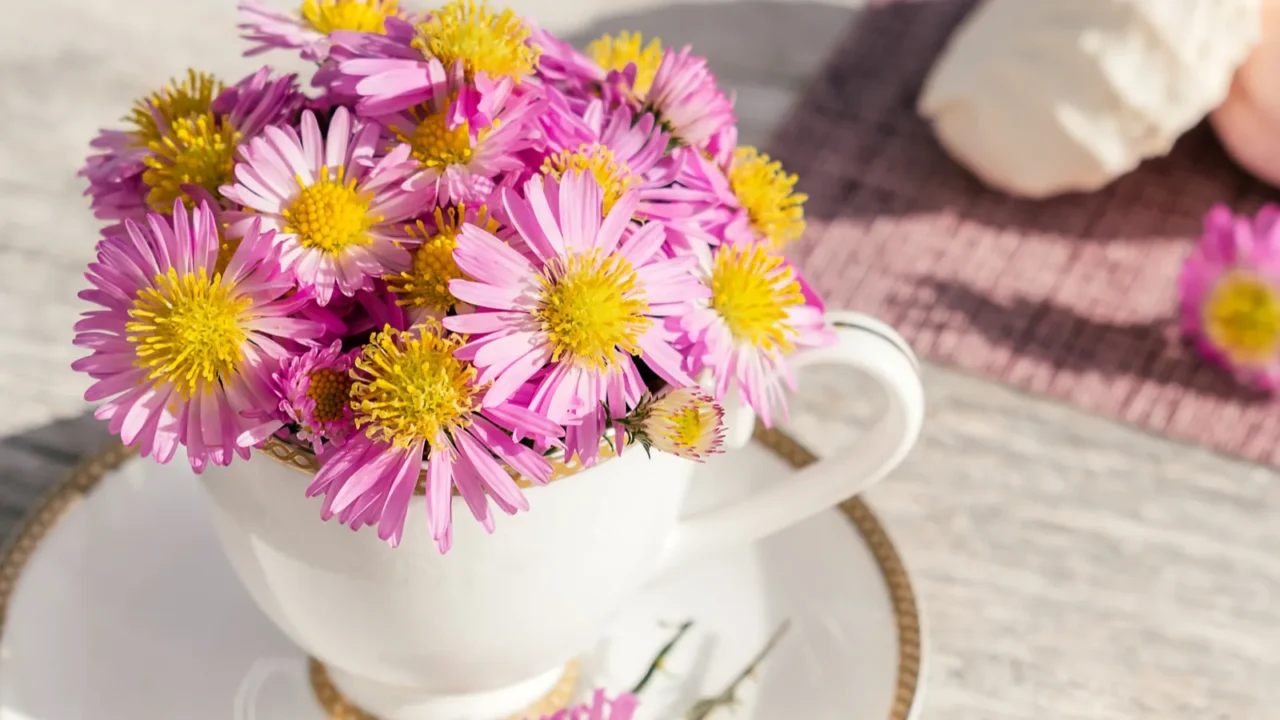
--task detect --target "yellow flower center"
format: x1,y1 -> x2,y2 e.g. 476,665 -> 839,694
710,243 -> 803,353
1203,271 -> 1280,365
387,205 -> 498,314
127,70 -> 223,148
391,104 -> 482,169
126,268 -> 250,399
535,250 -> 651,370
586,31 -> 664,99
728,147 -> 808,250
282,168 -> 376,254
352,324 -> 479,448
540,146 -> 634,216
301,0 -> 399,34
142,113 -> 240,214
306,368 -> 354,423
411,0 -> 540,82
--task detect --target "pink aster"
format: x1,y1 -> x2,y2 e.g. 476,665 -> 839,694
380,66 -> 544,207
678,242 -> 834,427
81,68 -> 304,236
220,107 -> 426,305
237,0 -> 407,62
304,322 -> 565,551
646,46 -> 736,149
73,201 -> 324,472
539,689 -> 638,720
1179,203 -> 1280,391
537,99 -> 678,214
272,340 -> 358,452
444,171 -> 708,458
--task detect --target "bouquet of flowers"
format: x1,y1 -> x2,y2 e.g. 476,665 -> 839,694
72,0 -> 833,553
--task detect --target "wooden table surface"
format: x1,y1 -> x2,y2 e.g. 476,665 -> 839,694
3,1 -> 1277,718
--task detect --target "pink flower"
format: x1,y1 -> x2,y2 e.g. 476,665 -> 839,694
72,201 -> 324,472
82,68 -> 304,236
678,242 -> 833,426
538,99 -> 677,216
238,0 -> 406,61
618,387 -> 726,462
220,107 -> 426,305
531,26 -> 604,92
273,340 -> 357,451
380,66 -> 544,207
331,0 -> 542,118
1179,203 -> 1280,391
305,322 -> 564,551
536,689 -> 638,720
646,47 -> 735,149
444,172 -> 708,459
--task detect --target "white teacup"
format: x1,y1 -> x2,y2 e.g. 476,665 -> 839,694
192,310 -> 925,720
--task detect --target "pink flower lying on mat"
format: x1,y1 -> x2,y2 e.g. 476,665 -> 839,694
73,202 -> 323,472
220,107 -> 424,305
444,172 -> 707,460
1179,203 -> 1280,391
81,68 -> 304,235
238,0 -> 405,61
678,243 -> 834,426
645,46 -> 735,149
535,689 -> 638,720
273,340 -> 357,451
305,322 -> 564,551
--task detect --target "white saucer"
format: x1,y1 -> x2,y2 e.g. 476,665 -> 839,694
0,429 -> 923,720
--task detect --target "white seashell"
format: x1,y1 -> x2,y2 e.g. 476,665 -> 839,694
918,0 -> 1263,198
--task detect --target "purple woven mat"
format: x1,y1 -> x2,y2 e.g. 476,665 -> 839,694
771,0 -> 1280,465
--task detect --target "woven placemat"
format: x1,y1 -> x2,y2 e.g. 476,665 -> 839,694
773,0 -> 1280,465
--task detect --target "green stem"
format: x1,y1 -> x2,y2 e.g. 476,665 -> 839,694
631,620 -> 695,695
685,620 -> 792,719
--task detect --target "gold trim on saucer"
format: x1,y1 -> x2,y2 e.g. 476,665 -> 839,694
309,658 -> 580,720
0,428 -> 922,720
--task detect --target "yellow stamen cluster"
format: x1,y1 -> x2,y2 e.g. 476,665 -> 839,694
391,103 -> 481,169
586,31 -> 664,99
282,167 -> 376,254
352,323 -> 479,448
387,205 -> 498,314
728,147 -> 807,250
412,0 -> 540,82
638,388 -> 725,460
127,268 -> 250,399
1204,271 -> 1280,365
306,368 -> 355,423
710,243 -> 803,352
127,70 -> 224,148
535,250 -> 651,370
541,145 -> 634,216
301,0 -> 400,34
142,112 -> 241,213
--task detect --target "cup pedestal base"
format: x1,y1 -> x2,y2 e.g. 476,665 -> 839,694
312,660 -> 579,720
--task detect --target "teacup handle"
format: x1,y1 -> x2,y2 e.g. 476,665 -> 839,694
659,311 -> 925,570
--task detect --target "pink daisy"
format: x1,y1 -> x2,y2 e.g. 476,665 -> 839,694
538,99 -> 677,217
444,171 -> 708,456
330,0 -> 542,118
304,322 -> 564,551
220,107 -> 426,305
1179,203 -> 1280,391
540,689 -> 638,720
82,68 -> 304,236
677,242 -> 834,426
238,0 -> 406,61
380,66 -> 544,207
646,47 -> 736,149
272,340 -> 358,451
73,201 -> 324,472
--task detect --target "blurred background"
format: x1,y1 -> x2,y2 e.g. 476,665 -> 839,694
3,0 -> 1280,718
